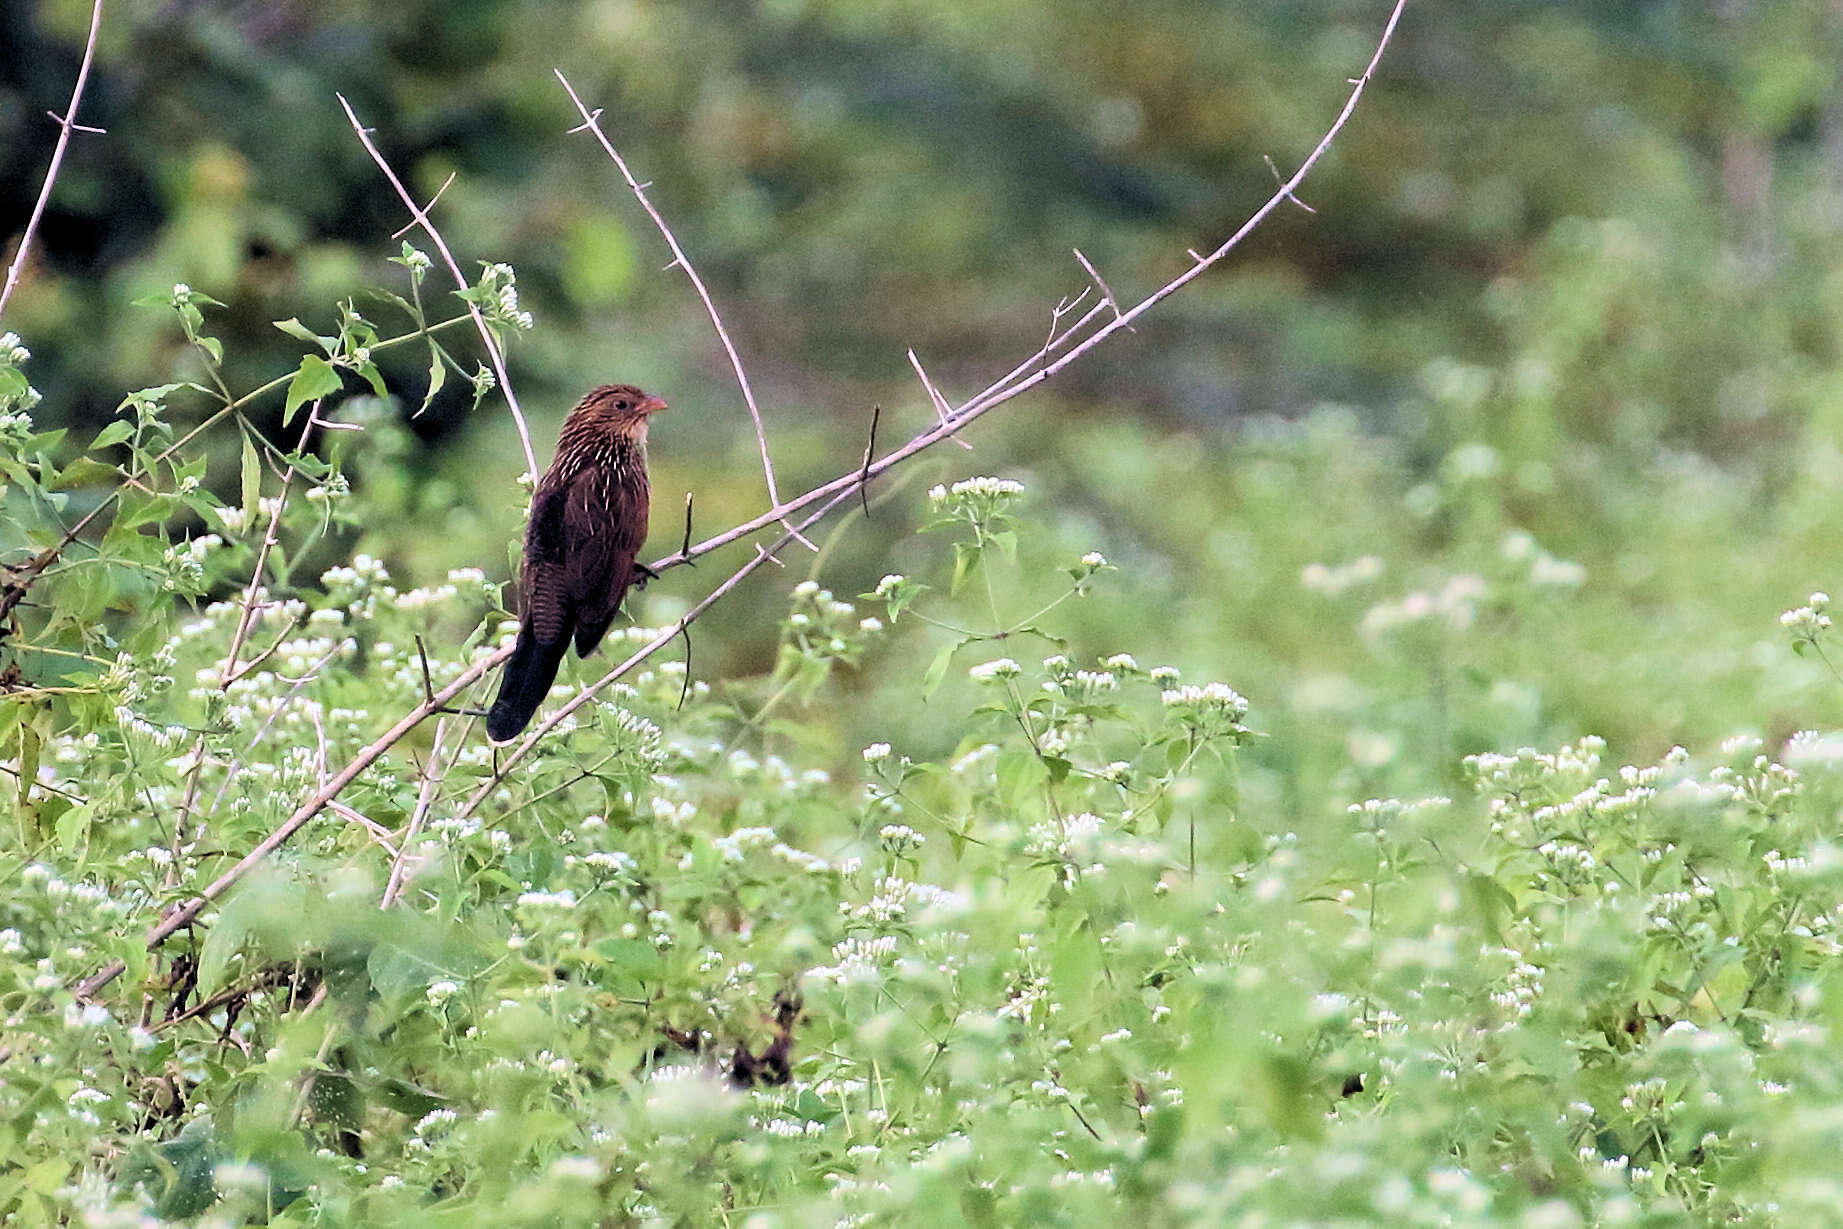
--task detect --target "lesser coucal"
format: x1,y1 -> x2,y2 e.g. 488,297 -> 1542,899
486,383 -> 666,742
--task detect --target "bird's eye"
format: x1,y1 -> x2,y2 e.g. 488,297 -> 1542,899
615,400 -> 629,410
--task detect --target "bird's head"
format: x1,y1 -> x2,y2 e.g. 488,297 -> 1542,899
572,383 -> 668,428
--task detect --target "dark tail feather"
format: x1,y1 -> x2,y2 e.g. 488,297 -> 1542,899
486,630 -> 570,742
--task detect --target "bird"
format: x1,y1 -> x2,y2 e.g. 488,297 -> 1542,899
485,383 -> 667,742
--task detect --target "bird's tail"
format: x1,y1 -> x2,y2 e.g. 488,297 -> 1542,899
486,629 -> 570,742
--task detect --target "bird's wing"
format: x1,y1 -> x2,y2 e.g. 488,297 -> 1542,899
561,461 -> 649,651
520,476 -> 576,647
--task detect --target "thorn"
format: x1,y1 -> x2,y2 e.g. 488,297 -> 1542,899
675,623 -> 693,711
908,349 -> 974,451
858,403 -> 882,518
680,492 -> 696,563
414,635 -> 437,705
1263,155 -> 1317,214
393,171 -> 458,239
566,107 -> 605,134
45,111 -> 106,135
1187,248 -> 1206,263
1072,248 -> 1125,324
755,544 -> 785,569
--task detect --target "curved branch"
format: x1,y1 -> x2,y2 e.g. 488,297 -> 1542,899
0,0 -> 106,323
337,93 -> 540,483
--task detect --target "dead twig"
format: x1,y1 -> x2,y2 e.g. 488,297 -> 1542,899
382,716 -> 450,908
0,0 -> 106,323
336,93 -> 539,482
858,404 -> 882,517
554,70 -> 813,551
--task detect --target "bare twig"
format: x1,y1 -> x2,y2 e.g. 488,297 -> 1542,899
675,625 -> 693,711
222,406 -> 322,687
642,0 -> 1405,571
552,70 -> 814,551
336,93 -> 539,482
0,0 -> 106,323
382,717 -> 449,909
76,0 -> 1407,999
327,800 -> 398,854
906,349 -> 973,450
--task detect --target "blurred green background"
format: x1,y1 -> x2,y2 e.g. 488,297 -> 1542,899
7,0 -> 1843,817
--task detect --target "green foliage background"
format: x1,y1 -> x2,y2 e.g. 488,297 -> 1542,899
8,0 -> 1843,1224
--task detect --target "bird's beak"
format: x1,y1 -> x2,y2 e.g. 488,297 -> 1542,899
637,394 -> 668,415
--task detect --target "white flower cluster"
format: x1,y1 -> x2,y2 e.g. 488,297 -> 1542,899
878,824 -> 924,854
479,262 -> 534,330
927,475 -> 1025,519
1500,531 -> 1587,588
968,656 -> 1021,683
1160,681 -> 1250,723
805,934 -> 899,984
1781,591 -> 1832,641
0,331 -> 40,414
1300,554 -> 1384,597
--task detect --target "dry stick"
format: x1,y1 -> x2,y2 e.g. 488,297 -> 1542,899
207,637 -> 350,817
171,401 -> 327,860
0,0 -> 106,323
645,0 -> 1405,570
335,93 -> 539,483
382,716 -> 449,908
552,70 -> 814,552
1071,249 -> 1123,322
222,404 -> 322,686
77,0 -> 1407,997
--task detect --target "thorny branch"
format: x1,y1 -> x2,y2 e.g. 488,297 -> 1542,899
555,70 -> 814,551
336,93 -> 540,483
73,0 -> 1407,998
0,0 -> 106,323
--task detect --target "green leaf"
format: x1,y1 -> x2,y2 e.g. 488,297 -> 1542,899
272,318 -> 336,352
594,937 -> 664,978
51,457 -> 120,491
355,360 -> 389,399
950,540 -> 982,595
921,641 -> 959,700
89,420 -> 134,451
417,345 -> 447,417
240,430 -> 262,525
284,355 -> 343,425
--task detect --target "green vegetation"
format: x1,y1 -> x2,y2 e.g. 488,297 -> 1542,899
9,0 -> 1843,1224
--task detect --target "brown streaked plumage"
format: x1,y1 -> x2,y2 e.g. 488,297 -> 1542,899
486,383 -> 666,742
